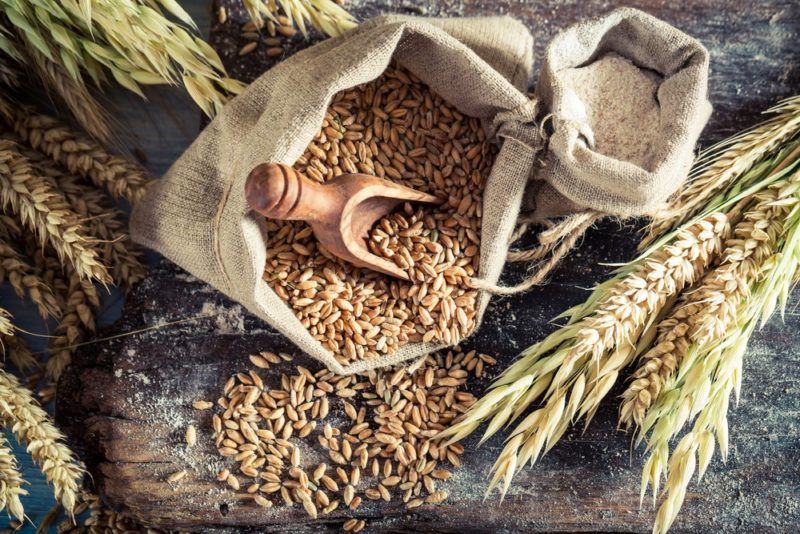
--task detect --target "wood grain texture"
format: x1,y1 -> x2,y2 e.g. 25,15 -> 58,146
55,0 -> 800,532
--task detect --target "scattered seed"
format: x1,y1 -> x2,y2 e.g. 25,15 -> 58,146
167,470 -> 187,484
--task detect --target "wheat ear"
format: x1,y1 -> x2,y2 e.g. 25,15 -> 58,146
439,214 -> 729,496
2,334 -> 39,374
46,269 -> 98,381
0,368 -> 83,514
25,147 -> 146,288
0,139 -> 111,284
25,42 -> 111,143
0,308 -> 14,337
641,167 -> 800,533
0,102 -> 150,204
0,431 -> 26,522
646,96 -> 800,243
0,237 -> 61,320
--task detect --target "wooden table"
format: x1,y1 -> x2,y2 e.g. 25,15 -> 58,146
54,1 -> 800,532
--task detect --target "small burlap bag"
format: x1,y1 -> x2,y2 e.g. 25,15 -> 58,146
525,7 -> 712,221
132,14 -> 539,375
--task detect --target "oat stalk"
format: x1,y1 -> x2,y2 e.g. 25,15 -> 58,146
0,0 -> 244,120
439,214 -> 729,496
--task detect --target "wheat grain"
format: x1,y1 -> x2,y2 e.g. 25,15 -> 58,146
438,214 -> 729,497
0,368 -> 83,514
264,64 -> 495,364
213,348 -> 490,517
1,103 -> 151,204
0,139 -> 111,283
0,237 -> 61,320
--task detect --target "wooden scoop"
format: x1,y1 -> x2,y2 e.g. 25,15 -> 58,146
245,163 -> 441,280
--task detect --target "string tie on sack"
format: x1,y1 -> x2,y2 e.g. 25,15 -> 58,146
472,97 -> 605,295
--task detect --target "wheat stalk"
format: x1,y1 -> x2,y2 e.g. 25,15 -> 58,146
638,150 -> 800,534
244,0 -> 357,37
0,139 -> 111,284
0,431 -> 26,521
47,269 -> 98,381
0,308 -> 13,337
24,146 -> 146,288
0,102 -> 151,204
439,214 -> 729,496
0,237 -> 61,320
0,367 -> 83,514
645,96 -> 800,244
1,333 -> 38,374
0,0 -> 244,118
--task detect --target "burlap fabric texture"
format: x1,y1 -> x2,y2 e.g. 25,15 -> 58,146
132,8 -> 711,375
526,7 -> 711,220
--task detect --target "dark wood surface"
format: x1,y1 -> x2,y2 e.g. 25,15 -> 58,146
56,0 -> 800,532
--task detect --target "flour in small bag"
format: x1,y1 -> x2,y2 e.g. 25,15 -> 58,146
564,52 -> 662,169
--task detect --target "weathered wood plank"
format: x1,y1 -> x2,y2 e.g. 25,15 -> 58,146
55,0 -> 800,532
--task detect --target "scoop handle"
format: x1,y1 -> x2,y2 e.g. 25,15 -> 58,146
245,163 -> 332,221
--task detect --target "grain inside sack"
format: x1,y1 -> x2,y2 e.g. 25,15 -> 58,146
262,64 -> 496,366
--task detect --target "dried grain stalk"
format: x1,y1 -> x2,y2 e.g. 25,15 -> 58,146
46,268 -> 99,381
0,431 -> 26,521
24,42 -> 111,142
0,367 -> 83,515
25,147 -> 146,288
439,214 -> 729,496
645,96 -> 800,244
635,148 -> 800,534
0,139 -> 111,284
1,333 -> 38,374
0,0 -> 244,122
0,102 -> 151,204
0,236 -> 61,319
0,307 -> 13,337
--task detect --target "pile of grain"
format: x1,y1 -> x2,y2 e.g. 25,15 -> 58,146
262,64 -> 496,365
201,348 -> 494,524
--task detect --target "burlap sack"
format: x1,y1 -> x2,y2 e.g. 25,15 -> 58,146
131,9 -> 711,375
527,7 -> 711,220
131,15 -> 539,375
